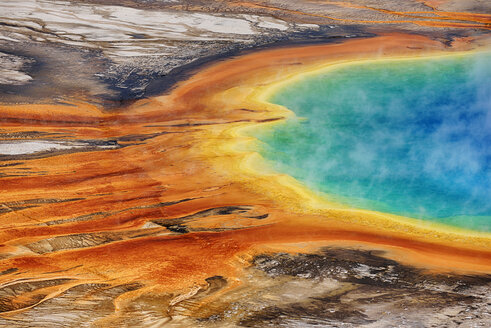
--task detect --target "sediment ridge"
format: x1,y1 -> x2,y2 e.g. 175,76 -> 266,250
0,33 -> 490,326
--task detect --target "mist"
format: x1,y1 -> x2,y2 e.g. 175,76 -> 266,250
257,52 -> 491,231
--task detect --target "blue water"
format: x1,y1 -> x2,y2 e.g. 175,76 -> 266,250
256,53 -> 491,231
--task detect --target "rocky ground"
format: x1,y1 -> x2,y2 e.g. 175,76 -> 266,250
0,1 -> 490,327
1,0 -> 489,106
1,247 -> 488,327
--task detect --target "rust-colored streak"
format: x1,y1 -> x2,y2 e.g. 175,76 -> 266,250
227,1 -> 491,29
0,34 -> 489,321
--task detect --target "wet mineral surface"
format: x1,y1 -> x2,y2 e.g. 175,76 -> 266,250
0,1 -> 490,327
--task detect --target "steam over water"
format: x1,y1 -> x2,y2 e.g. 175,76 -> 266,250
258,52 -> 491,231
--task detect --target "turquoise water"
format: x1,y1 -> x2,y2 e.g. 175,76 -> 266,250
256,53 -> 491,231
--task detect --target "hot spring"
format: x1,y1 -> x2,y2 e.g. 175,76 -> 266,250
256,52 -> 491,232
